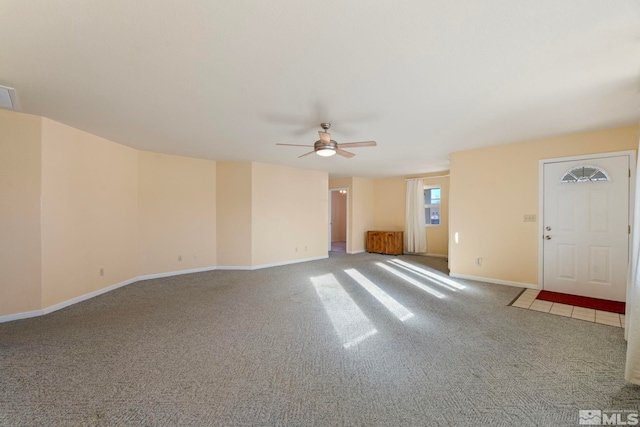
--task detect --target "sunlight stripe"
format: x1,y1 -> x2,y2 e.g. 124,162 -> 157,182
345,269 -> 414,322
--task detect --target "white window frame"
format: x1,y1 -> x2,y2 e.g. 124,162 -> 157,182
424,185 -> 441,227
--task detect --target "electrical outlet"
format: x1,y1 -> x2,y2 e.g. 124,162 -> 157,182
295,247 -> 298,252
178,255 -> 182,261
305,246 -> 307,252
99,268 -> 104,276
523,214 -> 536,222
476,258 -> 482,266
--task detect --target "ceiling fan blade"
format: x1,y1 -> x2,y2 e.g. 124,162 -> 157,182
298,151 -> 316,158
336,149 -> 355,158
318,131 -> 331,144
276,143 -> 314,147
337,141 -> 377,148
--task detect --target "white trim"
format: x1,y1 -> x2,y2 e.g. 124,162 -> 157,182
0,277 -> 137,323
329,187 -> 349,254
347,250 -> 366,254
450,273 -> 538,289
405,174 -> 450,180
423,184 -> 442,227
425,253 -> 448,259
215,265 -> 252,271
217,255 -> 329,271
0,309 -> 45,323
539,150 -> 636,165
403,252 -> 447,258
538,150 -> 636,289
0,256 -> 328,323
137,266 -> 217,281
41,277 -> 138,314
538,158 -> 545,289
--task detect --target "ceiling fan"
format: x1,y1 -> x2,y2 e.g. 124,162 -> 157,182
276,123 -> 377,158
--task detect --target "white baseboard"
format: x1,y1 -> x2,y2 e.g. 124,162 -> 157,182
1,256 -> 331,324
426,253 -> 447,259
218,255 -> 328,271
0,277 -> 138,323
0,308 -> 45,323
403,253 -> 447,258
449,273 -> 538,289
347,250 -> 365,254
137,266 -> 217,281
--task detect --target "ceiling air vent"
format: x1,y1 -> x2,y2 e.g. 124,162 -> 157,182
0,85 -> 18,110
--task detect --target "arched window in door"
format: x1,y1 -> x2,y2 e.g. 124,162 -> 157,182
560,165 -> 610,183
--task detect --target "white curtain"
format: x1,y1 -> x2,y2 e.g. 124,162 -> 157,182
626,139 -> 640,384
405,178 -> 427,254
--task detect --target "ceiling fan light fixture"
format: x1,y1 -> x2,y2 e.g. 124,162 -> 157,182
314,139 -> 337,157
276,123 -> 376,159
316,147 -> 336,157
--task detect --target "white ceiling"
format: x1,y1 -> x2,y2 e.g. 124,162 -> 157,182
1,1 -> 639,178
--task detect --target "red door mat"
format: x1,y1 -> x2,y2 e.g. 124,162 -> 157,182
536,291 -> 625,314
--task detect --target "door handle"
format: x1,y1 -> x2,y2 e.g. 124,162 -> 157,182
545,226 -> 551,231
544,235 -> 551,240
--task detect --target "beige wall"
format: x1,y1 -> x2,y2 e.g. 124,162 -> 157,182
329,178 -> 353,251
372,177 -> 405,232
372,174 -> 450,257
422,175 -> 449,256
0,110 -> 42,316
449,125 -> 639,285
251,162 -> 328,265
331,191 -> 347,241
331,175 -> 450,255
1,109 -> 333,319
138,152 -> 216,276
216,162 -> 252,267
329,177 -> 376,253
40,118 -> 139,307
351,177 -> 375,253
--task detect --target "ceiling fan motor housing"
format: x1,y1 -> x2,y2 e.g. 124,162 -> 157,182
314,139 -> 337,156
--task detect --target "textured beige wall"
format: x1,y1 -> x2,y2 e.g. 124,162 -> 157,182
0,110 -> 42,316
2,110 -> 332,318
449,125 -> 639,285
422,175 -> 449,256
351,177 -> 375,253
138,151 -> 216,276
331,191 -> 347,241
40,118 -> 138,307
372,177 -> 405,232
370,174 -> 450,256
216,162 -> 252,267
329,178 -> 353,251
251,162 -> 328,265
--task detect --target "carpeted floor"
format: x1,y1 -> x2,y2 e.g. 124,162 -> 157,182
1,253 -> 639,426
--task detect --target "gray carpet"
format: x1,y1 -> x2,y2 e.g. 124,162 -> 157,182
1,253 -> 639,426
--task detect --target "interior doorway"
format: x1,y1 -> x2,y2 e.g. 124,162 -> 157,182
540,151 -> 635,302
329,188 -> 348,253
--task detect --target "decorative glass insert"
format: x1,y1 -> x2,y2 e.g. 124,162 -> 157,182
424,187 -> 441,225
560,165 -> 610,183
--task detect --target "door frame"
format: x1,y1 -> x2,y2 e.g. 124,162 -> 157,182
537,150 -> 636,290
328,188 -> 349,253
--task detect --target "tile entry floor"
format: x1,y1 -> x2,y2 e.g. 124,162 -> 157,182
511,288 -> 625,328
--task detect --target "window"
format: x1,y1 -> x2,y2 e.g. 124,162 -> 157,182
424,187 -> 440,226
560,165 -> 609,183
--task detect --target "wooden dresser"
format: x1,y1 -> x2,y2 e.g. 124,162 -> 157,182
367,231 -> 403,255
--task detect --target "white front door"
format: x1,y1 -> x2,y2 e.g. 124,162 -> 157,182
543,155 -> 630,302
